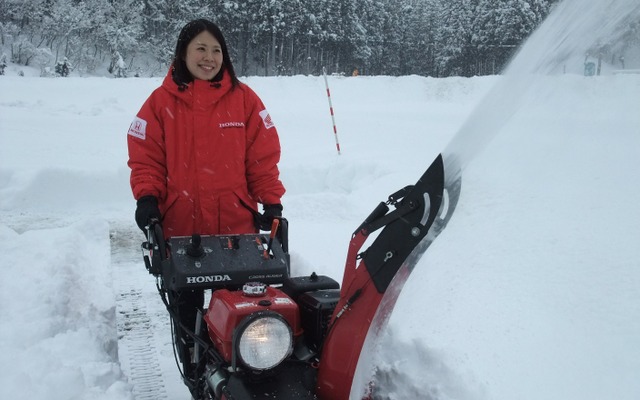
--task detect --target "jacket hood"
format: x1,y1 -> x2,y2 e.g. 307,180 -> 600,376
160,66 -> 233,107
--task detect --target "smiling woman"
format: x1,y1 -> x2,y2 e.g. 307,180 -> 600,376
125,18 -> 286,398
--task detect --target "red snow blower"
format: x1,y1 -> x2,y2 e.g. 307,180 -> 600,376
141,154 -> 460,399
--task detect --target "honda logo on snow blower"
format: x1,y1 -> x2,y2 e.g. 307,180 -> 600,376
186,275 -> 232,284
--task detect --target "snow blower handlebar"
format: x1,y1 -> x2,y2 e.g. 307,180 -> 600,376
142,218 -> 166,276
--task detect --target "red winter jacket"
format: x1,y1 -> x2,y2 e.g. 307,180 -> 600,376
127,69 -> 285,237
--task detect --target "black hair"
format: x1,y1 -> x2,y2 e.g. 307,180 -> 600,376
172,19 -> 240,89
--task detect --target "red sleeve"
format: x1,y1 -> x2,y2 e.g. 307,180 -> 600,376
242,86 -> 286,205
126,91 -> 168,201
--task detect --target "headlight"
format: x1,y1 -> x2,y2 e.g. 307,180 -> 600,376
235,311 -> 293,371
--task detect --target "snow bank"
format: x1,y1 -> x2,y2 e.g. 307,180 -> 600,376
0,220 -> 132,400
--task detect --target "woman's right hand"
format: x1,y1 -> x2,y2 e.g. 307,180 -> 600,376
135,195 -> 161,232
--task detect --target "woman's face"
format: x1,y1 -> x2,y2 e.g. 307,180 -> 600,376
184,30 -> 223,81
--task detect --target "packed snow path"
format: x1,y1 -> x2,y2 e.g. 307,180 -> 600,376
111,225 -> 187,400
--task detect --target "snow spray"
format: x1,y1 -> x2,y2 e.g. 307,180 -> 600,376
351,0 -> 640,398
442,0 -> 640,176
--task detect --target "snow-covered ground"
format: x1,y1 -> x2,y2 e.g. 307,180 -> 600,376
2,69 -> 639,400
1,2 -> 640,399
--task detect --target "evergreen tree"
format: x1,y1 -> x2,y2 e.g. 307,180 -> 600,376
303,0 -> 330,75
434,0 -> 479,76
357,0 -> 386,75
397,0 -> 438,76
206,0 -> 262,76
473,0 -> 550,74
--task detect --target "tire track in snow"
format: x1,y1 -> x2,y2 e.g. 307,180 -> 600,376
111,225 -> 187,400
117,288 -> 168,400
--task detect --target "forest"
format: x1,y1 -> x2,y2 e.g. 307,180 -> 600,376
0,0 -> 613,78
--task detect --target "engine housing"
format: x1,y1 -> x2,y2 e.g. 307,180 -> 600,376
204,286 -> 302,363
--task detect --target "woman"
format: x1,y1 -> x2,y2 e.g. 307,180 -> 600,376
126,19 -> 285,390
128,19 -> 285,237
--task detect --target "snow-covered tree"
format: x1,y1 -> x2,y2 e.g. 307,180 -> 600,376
434,0 -> 478,76
0,52 -> 8,75
0,0 -> 556,77
96,0 -> 144,68
472,0 -> 550,74
108,50 -> 126,77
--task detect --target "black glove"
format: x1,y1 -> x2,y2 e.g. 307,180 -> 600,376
135,195 -> 161,232
256,204 -> 283,231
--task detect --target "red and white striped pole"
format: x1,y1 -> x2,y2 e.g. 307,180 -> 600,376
322,67 -> 341,155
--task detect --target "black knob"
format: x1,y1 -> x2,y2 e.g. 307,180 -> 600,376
187,234 -> 204,257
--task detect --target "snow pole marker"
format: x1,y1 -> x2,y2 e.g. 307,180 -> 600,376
322,66 -> 342,155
